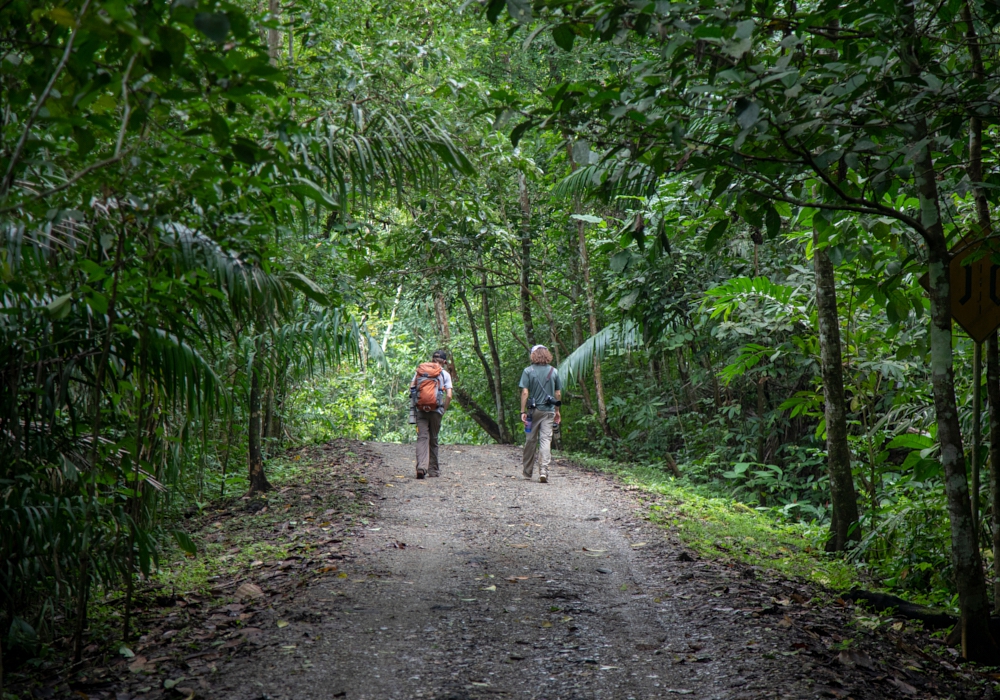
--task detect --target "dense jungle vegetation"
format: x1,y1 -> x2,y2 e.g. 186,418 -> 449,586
7,0 -> 1000,682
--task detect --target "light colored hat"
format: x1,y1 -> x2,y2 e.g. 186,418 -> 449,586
530,344 -> 547,354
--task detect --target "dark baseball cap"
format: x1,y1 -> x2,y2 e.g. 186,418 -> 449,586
432,349 -> 448,361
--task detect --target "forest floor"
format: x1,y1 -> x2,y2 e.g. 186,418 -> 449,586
17,440 -> 1000,699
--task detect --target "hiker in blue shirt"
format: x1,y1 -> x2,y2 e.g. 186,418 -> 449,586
518,345 -> 562,483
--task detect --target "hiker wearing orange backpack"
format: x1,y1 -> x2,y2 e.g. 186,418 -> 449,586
409,349 -> 453,479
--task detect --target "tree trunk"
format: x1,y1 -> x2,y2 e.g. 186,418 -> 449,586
568,252 -> 595,416
452,386 -> 505,443
675,348 -> 697,410
701,351 -> 722,413
897,4 -> 997,661
917,146 -> 996,661
456,283 -> 500,412
518,172 -> 536,346
756,376 -> 767,465
433,285 -> 506,443
577,213 -> 609,435
480,270 -> 513,443
813,226 -> 862,551
988,334 -> 1000,612
267,0 -> 280,64
247,341 -> 271,495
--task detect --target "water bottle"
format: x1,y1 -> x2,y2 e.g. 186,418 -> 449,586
524,413 -> 532,433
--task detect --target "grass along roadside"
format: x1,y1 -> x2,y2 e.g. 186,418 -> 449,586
559,451 -> 857,591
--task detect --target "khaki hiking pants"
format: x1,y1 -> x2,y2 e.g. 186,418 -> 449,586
416,410 -> 442,475
523,410 -> 556,479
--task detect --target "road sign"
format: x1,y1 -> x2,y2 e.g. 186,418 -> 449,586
946,237 -> 1000,343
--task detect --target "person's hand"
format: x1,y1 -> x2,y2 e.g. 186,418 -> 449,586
554,409 -> 561,425
520,412 -> 527,425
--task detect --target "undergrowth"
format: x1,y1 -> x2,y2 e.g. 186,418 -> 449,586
560,451 -> 858,591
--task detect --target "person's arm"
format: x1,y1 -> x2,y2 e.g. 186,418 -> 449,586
520,387 -> 529,424
554,389 -> 562,424
444,387 -> 452,410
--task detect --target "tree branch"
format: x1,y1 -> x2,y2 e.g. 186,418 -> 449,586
1,0 -> 93,197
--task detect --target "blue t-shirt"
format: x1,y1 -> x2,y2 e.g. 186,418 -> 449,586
519,364 -> 561,413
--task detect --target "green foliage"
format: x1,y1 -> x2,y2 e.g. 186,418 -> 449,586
564,452 -> 856,590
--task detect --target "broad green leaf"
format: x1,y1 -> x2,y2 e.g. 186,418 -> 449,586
194,12 -> 230,43
45,293 -> 73,320
765,204 -> 781,239
886,434 -> 934,450
507,0 -> 532,23
552,24 -> 576,51
172,530 -> 197,556
209,111 -> 230,147
704,219 -> 729,250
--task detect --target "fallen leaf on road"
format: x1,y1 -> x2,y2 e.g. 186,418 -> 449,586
276,620 -> 289,628
631,542 -> 647,548
890,678 -> 917,695
837,649 -> 875,669
482,585 -> 496,591
235,583 -> 264,600
582,547 -> 606,552
541,621 -> 553,628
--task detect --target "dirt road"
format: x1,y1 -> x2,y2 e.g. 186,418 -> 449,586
209,443 -> 975,700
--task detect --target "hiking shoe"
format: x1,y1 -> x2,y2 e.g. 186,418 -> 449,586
428,471 -> 440,478
416,470 -> 426,479
539,474 -> 548,483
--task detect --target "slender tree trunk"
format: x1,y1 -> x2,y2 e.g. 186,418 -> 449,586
267,0 -> 280,64
918,149 -> 996,661
568,254 -> 595,416
518,172 -> 536,346
988,334 -> 1000,612
247,339 -> 271,495
701,351 -> 722,413
566,142 -> 604,425
436,286 -> 505,442
480,270 -> 512,443
961,3 -> 999,610
675,348 -> 697,410
576,218 -> 610,435
456,283 -> 500,411
897,5 -> 997,660
813,226 -> 862,551
756,377 -> 767,464
382,284 -> 403,351
286,0 -> 294,62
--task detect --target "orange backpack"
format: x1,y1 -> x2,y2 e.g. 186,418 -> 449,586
413,362 -> 444,412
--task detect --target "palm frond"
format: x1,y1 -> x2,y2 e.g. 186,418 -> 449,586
558,320 -> 642,389
552,159 -> 658,201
